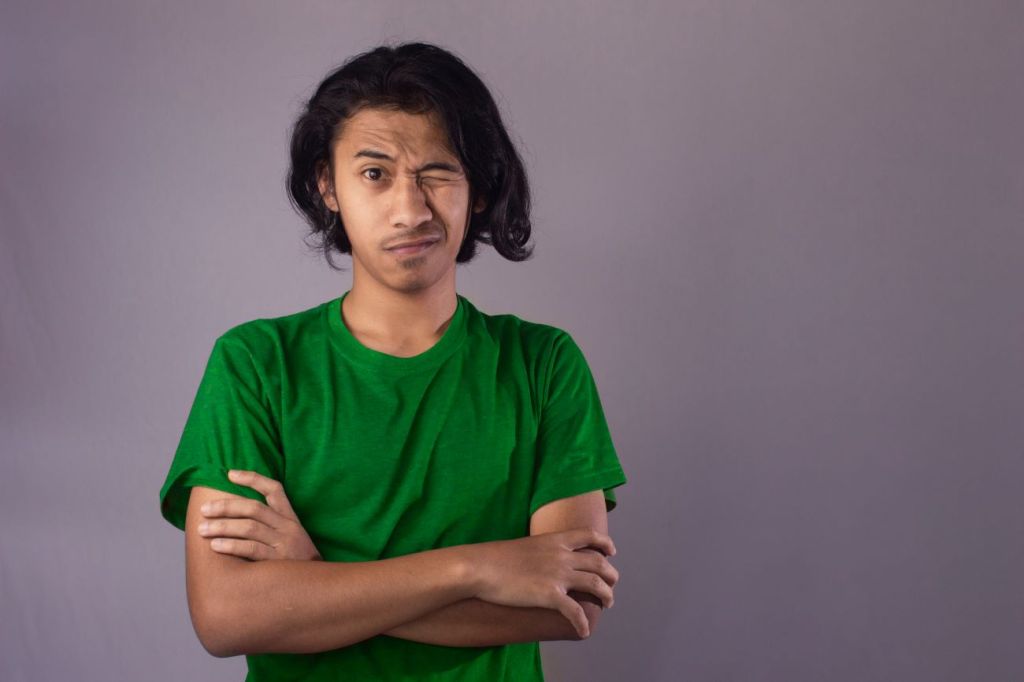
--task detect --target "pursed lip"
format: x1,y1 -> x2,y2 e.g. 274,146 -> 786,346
387,236 -> 441,250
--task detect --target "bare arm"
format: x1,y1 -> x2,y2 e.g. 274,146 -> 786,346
528,489 -> 613,638
187,475 -> 610,651
381,490 -> 615,647
186,486 -> 475,657
382,598 -> 581,647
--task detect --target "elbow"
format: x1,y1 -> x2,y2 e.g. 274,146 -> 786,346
191,600 -> 245,658
187,562 -> 261,657
199,637 -> 235,659
200,633 -> 239,659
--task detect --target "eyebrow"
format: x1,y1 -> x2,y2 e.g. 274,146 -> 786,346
352,149 -> 462,174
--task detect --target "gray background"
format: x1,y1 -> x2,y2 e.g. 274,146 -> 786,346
2,1 -> 1022,680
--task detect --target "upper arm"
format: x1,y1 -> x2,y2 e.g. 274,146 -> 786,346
529,489 -> 612,638
528,331 -> 627,520
529,489 -> 608,537
185,485 -> 252,657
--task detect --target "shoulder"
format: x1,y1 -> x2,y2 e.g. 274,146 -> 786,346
462,295 -> 572,360
206,299 -> 332,391
215,299 -> 329,357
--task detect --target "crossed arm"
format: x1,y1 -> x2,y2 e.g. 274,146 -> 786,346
381,491 -> 610,647
186,478 -> 616,654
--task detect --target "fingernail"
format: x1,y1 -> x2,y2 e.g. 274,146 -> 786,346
227,470 -> 238,478
211,539 -> 226,549
200,503 -> 211,513
198,522 -> 209,533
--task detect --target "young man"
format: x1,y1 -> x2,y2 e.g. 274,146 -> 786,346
158,41 -> 627,681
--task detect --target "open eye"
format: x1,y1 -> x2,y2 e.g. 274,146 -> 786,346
362,167 -> 386,182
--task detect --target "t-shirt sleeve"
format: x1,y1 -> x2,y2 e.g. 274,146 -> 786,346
529,330 -> 627,517
158,333 -> 284,532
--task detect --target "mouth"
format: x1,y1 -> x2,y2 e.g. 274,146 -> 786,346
387,238 -> 440,256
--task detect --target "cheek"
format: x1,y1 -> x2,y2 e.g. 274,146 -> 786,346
426,182 -> 469,206
336,198 -> 380,236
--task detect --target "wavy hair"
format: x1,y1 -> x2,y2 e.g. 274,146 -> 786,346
285,41 -> 534,270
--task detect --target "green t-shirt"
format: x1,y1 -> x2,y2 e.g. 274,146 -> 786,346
159,290 -> 627,681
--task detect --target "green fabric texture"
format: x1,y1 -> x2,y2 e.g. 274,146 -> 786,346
159,290 -> 627,681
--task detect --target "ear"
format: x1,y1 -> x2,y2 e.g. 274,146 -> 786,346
317,162 -> 339,212
472,195 -> 487,213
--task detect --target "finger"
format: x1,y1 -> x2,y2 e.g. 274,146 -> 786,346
199,518 -> 278,548
227,470 -> 299,520
566,528 -> 616,557
210,537 -> 274,561
554,594 -> 590,639
201,497 -> 284,531
572,550 -> 620,587
570,569 -> 615,609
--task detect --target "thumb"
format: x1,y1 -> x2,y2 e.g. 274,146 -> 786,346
555,594 -> 590,639
228,470 -> 299,521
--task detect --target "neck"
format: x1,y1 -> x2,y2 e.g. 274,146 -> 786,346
341,274 -> 458,347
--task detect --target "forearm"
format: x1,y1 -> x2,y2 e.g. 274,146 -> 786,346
383,591 -> 603,647
197,545 -> 474,657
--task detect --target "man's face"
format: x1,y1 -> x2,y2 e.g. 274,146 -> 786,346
318,107 -> 485,294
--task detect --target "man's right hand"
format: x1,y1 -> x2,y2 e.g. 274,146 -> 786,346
462,528 -> 619,639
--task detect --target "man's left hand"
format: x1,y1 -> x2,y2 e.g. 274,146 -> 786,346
198,469 -> 322,562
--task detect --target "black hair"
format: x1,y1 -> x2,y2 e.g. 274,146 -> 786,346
285,41 -> 534,270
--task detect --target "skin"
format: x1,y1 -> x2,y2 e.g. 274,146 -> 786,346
195,472 -> 617,646
316,106 -> 487,356
184,107 -> 620,653
196,470 -> 322,562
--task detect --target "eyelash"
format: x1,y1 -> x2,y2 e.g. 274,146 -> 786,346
361,167 -> 450,184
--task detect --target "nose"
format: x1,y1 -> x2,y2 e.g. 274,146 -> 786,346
390,175 -> 433,230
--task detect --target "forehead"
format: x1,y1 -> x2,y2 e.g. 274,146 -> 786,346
335,107 -> 455,158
